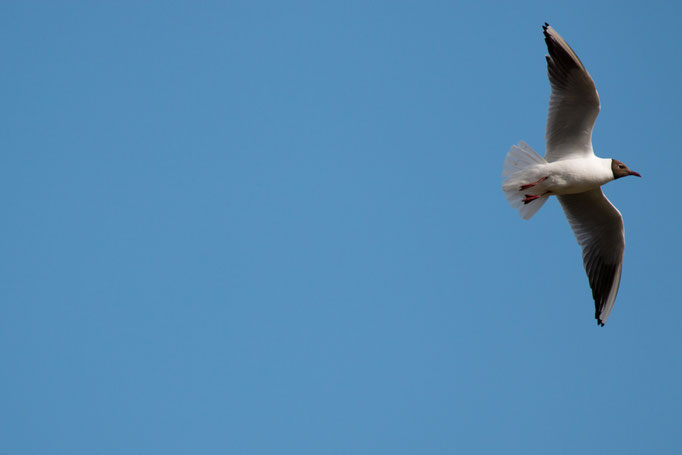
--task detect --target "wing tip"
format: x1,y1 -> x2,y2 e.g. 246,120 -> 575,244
542,22 -> 552,39
596,306 -> 606,326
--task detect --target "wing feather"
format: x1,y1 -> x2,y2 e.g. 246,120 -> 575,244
558,189 -> 625,326
543,24 -> 601,162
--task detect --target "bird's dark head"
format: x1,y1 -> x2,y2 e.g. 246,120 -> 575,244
611,159 -> 641,179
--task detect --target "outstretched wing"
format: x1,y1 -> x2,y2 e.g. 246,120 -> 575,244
543,24 -> 601,162
558,189 -> 625,326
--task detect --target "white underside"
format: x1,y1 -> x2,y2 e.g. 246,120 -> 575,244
502,141 -> 613,220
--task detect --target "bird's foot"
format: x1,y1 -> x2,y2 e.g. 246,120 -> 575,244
519,176 -> 548,191
523,194 -> 542,204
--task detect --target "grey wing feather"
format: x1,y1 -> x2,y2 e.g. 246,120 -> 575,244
543,24 -> 601,162
558,189 -> 625,326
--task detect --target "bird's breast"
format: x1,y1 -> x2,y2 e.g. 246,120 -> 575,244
542,159 -> 613,195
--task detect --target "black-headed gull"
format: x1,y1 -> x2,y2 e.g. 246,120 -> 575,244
502,24 -> 641,326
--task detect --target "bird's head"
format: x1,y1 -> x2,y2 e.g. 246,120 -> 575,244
611,159 -> 641,179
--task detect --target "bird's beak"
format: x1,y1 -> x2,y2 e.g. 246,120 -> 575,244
629,171 -> 642,177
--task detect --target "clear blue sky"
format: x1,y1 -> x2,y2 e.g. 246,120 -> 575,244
3,1 -> 681,453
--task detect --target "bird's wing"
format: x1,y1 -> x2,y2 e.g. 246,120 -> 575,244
543,24 -> 601,162
558,189 -> 625,326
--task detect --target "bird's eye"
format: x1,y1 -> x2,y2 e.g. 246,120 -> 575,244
619,165 -> 625,169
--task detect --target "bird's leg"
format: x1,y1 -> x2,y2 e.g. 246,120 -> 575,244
519,176 -> 548,191
522,194 -> 542,204
523,191 -> 551,204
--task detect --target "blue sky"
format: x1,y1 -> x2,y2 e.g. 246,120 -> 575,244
3,1 -> 681,453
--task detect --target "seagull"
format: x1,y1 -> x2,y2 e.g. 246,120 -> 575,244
502,23 -> 641,326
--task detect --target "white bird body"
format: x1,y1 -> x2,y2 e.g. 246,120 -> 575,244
503,156 -> 614,196
502,24 -> 640,326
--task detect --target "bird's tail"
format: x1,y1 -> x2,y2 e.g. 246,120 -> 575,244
502,141 -> 549,220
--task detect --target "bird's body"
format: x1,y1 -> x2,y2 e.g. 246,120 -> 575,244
502,24 -> 640,326
503,155 -> 614,197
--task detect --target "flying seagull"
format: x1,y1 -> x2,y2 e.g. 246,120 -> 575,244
502,24 -> 640,326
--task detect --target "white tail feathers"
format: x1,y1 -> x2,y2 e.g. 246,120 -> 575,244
502,141 -> 549,220
503,141 -> 546,177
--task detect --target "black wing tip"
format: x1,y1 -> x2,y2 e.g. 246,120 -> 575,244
542,23 -> 555,48
596,310 -> 606,327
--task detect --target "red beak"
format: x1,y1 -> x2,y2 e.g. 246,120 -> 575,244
629,171 -> 642,177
